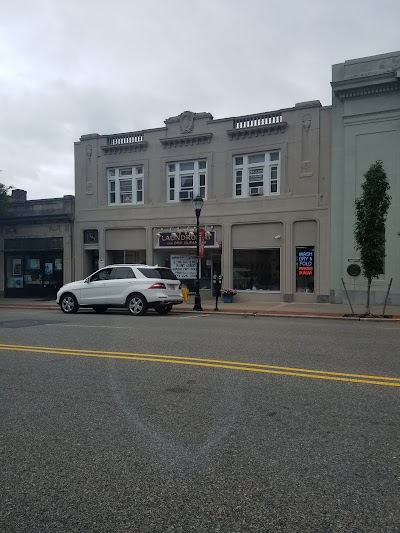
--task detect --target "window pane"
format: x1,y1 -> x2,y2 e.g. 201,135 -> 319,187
120,179 -> 132,192
235,170 -> 242,183
198,160 -> 207,169
110,193 -> 116,203
236,185 -> 242,196
270,152 -> 280,161
169,190 -> 175,201
168,164 -> 175,173
136,191 -> 143,202
248,154 -> 265,164
180,175 -> 193,189
120,168 -> 133,176
270,166 -> 278,179
112,267 -> 135,279
90,268 -> 113,281
180,162 -> 194,171
169,177 -> 175,189
200,186 -> 206,198
270,182 -> 278,193
110,181 -> 115,192
125,250 -> 146,264
235,157 -> 243,166
138,267 -> 177,280
108,169 -> 116,177
136,167 -> 143,175
296,247 -> 314,293
199,174 -> 206,186
233,249 -> 280,291
136,179 -> 143,190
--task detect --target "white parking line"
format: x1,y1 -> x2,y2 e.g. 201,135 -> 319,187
45,324 -> 133,329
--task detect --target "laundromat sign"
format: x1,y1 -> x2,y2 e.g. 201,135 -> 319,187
157,231 -> 216,248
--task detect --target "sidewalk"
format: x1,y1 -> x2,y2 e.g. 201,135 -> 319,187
1,297 -> 400,320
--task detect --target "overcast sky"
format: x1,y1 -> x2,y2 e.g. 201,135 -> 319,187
0,0 -> 399,199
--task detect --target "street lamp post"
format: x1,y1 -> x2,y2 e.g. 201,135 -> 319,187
192,195 -> 204,311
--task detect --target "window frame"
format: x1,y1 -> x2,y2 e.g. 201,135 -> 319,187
233,151 -> 281,198
107,166 -> 144,206
167,159 -> 207,203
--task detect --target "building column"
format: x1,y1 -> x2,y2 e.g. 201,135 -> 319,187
222,223 -> 232,288
283,220 -> 293,302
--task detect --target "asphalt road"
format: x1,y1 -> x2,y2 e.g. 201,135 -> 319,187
1,308 -> 400,533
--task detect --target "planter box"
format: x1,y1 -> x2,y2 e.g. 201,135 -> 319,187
223,294 -> 234,303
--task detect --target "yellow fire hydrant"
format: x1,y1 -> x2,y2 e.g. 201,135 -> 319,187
182,288 -> 190,303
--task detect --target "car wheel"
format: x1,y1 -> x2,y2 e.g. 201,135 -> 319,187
60,293 -> 79,314
92,306 -> 108,314
155,303 -> 173,315
127,293 -> 147,316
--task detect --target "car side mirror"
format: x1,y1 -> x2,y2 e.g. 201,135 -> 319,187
84,277 -> 90,283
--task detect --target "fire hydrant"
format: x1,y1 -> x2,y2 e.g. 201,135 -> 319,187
182,288 -> 190,303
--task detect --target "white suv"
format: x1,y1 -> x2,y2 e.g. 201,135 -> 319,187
56,264 -> 183,316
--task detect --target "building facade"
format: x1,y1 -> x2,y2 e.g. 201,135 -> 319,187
0,190 -> 74,298
74,101 -> 331,303
331,51 -> 400,304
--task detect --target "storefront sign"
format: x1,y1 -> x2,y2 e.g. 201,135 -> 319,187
157,230 -> 216,248
297,249 -> 314,276
170,255 -> 197,279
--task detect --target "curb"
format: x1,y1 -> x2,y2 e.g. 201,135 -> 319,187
1,303 -> 400,321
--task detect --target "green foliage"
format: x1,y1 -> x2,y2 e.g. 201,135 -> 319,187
0,183 -> 12,216
354,161 -> 391,313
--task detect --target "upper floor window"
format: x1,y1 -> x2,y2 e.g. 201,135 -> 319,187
167,160 -> 207,202
233,151 -> 280,198
108,166 -> 144,206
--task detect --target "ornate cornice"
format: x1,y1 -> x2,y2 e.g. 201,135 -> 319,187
101,141 -> 148,155
227,122 -> 286,140
333,82 -> 400,100
332,65 -> 400,100
160,133 -> 213,149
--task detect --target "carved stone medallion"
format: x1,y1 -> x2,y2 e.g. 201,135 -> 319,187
179,111 -> 195,134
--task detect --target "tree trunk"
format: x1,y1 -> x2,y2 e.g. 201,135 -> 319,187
366,276 -> 372,315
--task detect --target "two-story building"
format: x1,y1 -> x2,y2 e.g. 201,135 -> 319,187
74,101 -> 331,304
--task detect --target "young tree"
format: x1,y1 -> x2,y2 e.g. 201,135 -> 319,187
354,161 -> 391,315
0,183 -> 12,216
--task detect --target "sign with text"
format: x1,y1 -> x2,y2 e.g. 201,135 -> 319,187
296,249 -> 314,277
198,228 -> 205,258
157,230 -> 216,248
170,255 -> 197,279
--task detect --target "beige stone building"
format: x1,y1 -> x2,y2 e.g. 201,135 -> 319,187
74,102 -> 331,303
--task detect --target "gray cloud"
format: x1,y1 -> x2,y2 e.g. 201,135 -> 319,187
0,0 -> 399,198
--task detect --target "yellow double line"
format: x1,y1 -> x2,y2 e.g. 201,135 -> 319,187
0,343 -> 400,388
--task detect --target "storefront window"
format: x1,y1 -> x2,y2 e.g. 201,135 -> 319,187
233,249 -> 280,291
24,255 -> 42,289
6,255 -> 23,289
5,252 -> 64,294
296,247 -> 315,293
110,250 -> 146,264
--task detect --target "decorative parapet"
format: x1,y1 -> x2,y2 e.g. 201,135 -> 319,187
160,133 -> 213,149
101,132 -> 148,154
227,111 -> 286,139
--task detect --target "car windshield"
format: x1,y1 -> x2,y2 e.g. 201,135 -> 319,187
137,267 -> 178,280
